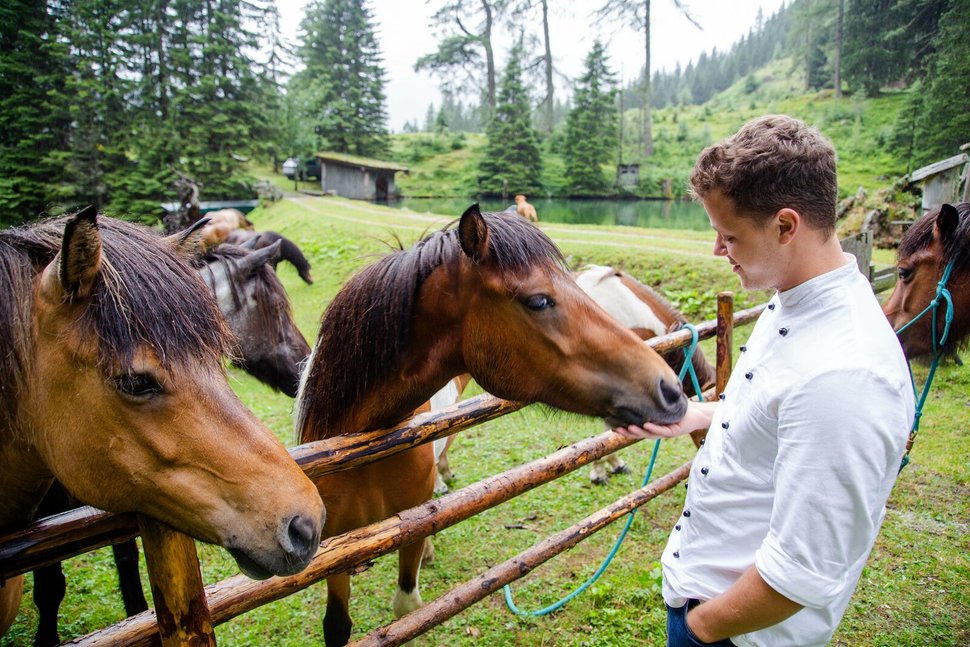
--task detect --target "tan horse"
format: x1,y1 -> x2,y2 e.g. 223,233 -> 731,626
296,204 -> 686,646
883,202 -> 970,359
515,194 -> 538,222
0,208 -> 324,638
198,207 -> 255,249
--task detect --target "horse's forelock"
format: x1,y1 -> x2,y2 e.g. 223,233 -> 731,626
83,218 -> 234,372
900,203 -> 970,275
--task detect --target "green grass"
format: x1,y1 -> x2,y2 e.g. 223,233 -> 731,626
2,197 -> 966,646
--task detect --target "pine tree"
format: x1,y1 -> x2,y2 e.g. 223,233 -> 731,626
477,45 -> 542,197
295,0 -> 389,158
563,42 -> 618,196
0,0 -> 69,223
908,0 -> 970,165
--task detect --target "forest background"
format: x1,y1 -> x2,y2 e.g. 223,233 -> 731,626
1,0 -> 968,227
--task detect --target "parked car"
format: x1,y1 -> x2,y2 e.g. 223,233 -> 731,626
283,156 -> 321,181
282,157 -> 300,180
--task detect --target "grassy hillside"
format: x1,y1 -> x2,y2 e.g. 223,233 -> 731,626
393,58 -> 914,202
3,198 -> 965,646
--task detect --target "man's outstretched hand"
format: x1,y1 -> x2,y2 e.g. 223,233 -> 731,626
613,400 -> 718,440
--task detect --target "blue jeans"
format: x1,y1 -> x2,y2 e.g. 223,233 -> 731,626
666,600 -> 737,647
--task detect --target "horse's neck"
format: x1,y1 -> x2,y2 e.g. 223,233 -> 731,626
315,266 -> 468,437
0,437 -> 53,531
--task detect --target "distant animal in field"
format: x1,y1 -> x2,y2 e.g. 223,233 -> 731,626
883,202 -> 969,360
296,204 -> 686,646
575,264 -> 717,484
198,207 -> 255,249
0,208 -> 324,642
226,228 -> 314,285
515,194 -> 538,222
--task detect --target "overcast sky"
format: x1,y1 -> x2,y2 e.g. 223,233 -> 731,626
277,0 -> 788,132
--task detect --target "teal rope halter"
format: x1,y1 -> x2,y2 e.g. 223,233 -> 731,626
894,257 -> 956,470
503,323 -> 703,616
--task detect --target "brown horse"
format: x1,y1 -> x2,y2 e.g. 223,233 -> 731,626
30,238 -> 315,646
295,204 -> 687,646
226,228 -> 315,285
575,264 -> 717,482
0,208 -> 324,638
197,207 -> 255,249
883,202 -> 970,359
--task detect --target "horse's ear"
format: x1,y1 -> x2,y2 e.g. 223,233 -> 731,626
937,204 -> 959,241
42,205 -> 102,301
163,216 -> 212,260
239,239 -> 283,275
458,203 -> 490,263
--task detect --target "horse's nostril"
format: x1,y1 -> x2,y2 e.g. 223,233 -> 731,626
659,377 -> 685,409
283,514 -> 319,558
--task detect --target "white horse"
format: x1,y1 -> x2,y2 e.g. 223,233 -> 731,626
575,265 -> 716,484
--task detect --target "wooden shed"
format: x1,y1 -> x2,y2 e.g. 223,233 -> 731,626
315,152 -> 409,201
910,152 -> 969,213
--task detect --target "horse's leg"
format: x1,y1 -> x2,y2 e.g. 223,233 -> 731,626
392,539 -> 426,618
1,576 -> 24,638
112,539 -> 147,616
323,573 -> 353,647
606,452 -> 630,475
32,564 -> 65,647
436,435 -> 456,484
589,457 -> 610,484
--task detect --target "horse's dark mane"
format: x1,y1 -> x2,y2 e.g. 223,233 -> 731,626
298,210 -> 564,439
899,202 -> 970,276
200,244 -> 294,348
0,214 -> 232,440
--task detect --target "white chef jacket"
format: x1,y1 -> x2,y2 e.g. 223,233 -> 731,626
661,256 -> 914,646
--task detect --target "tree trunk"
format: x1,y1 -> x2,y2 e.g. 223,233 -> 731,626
834,0 -> 844,98
541,0 -> 554,134
642,0 -> 653,157
482,0 -> 496,113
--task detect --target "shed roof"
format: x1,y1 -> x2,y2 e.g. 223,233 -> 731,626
910,153 -> 969,182
315,151 -> 409,173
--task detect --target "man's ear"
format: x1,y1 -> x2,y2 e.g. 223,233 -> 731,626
775,208 -> 800,245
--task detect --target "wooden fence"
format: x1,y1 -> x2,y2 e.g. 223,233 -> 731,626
0,293 -> 764,646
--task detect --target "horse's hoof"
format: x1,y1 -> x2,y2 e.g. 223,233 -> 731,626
590,475 -> 609,486
433,483 -> 449,496
611,464 -> 631,475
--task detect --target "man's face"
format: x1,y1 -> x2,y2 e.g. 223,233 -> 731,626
703,189 -> 783,291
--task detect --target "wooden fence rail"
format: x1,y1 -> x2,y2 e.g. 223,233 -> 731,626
1,294 -> 762,646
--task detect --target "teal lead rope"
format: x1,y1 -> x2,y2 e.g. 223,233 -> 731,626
894,258 -> 956,471
503,323 -> 703,617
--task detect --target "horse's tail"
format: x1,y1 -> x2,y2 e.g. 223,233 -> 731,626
259,231 -> 313,285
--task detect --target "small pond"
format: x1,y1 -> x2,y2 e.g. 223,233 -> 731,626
387,198 -> 711,231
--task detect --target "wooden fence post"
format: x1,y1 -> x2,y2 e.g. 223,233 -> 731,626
138,516 -> 216,647
716,291 -> 735,396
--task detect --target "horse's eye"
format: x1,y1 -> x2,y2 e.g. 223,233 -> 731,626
898,266 -> 913,282
113,373 -> 164,399
524,294 -> 555,311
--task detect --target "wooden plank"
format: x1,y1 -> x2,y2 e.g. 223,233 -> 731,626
67,431 -> 699,646
352,462 -> 694,647
138,517 -> 215,647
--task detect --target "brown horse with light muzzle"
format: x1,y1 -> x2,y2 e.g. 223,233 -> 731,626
0,208 -> 324,639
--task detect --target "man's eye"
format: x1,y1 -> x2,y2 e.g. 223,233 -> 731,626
113,373 -> 163,399
524,294 -> 555,311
